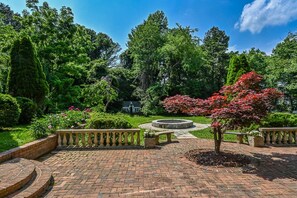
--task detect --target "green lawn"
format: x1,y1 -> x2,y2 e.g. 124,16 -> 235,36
0,125 -> 35,152
190,127 -> 238,142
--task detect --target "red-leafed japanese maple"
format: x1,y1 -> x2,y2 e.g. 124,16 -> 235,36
163,71 -> 282,154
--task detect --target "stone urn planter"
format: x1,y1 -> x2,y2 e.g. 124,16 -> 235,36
248,136 -> 264,147
144,130 -> 156,148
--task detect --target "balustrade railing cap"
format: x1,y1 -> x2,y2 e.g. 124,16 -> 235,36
56,128 -> 140,132
259,127 -> 297,131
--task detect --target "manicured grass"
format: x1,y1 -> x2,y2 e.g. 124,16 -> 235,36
190,127 -> 238,142
0,125 -> 35,152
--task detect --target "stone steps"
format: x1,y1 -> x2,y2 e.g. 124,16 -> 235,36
0,158 -> 52,198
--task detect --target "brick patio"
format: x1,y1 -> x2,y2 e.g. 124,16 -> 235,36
39,139 -> 297,197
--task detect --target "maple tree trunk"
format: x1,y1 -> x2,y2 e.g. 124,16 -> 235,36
213,127 -> 222,155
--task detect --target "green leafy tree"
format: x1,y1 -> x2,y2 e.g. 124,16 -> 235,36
82,79 -> 118,112
128,10 -> 168,91
202,27 -> 230,94
0,12 -> 17,93
159,25 -> 205,97
266,32 -> 297,111
8,36 -> 49,105
244,48 -> 268,75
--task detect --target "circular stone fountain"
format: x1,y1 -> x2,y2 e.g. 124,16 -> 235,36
152,119 -> 193,129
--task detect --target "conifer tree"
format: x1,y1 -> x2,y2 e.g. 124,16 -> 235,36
8,36 -> 49,105
226,54 -> 250,85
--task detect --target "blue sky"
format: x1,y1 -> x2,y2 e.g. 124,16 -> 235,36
3,0 -> 297,54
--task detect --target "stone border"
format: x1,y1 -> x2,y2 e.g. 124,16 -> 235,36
152,119 -> 193,129
0,134 -> 58,163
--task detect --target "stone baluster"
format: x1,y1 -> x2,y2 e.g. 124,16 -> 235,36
88,132 -> 92,147
58,133 -> 62,146
266,131 -> 271,144
124,132 -> 128,146
119,132 -> 122,146
94,132 -> 98,146
112,132 -> 116,146
277,132 -> 282,144
282,131 -> 288,144
75,133 -> 79,146
106,132 -> 110,146
69,132 -> 73,146
130,131 -> 134,145
271,131 -> 276,144
63,133 -> 67,146
100,133 -> 104,147
82,133 -> 86,147
137,131 -> 140,146
288,131 -> 293,144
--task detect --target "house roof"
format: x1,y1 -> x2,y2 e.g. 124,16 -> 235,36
122,101 -> 141,108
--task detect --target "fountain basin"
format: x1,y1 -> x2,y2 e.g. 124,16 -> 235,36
152,119 -> 193,129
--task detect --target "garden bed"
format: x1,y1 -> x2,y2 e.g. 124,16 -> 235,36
185,149 -> 251,167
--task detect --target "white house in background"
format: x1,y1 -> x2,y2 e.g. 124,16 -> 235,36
122,101 -> 141,114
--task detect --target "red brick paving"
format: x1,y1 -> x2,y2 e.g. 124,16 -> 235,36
39,139 -> 297,197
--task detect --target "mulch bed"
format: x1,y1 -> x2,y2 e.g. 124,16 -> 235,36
185,149 -> 252,167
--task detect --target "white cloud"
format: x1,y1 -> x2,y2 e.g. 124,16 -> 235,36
236,0 -> 297,33
227,45 -> 238,52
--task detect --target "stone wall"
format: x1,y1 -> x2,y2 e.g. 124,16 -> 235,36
0,134 -> 57,163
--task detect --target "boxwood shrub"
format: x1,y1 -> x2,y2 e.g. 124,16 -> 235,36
0,94 -> 21,127
16,97 -> 38,124
86,113 -> 132,129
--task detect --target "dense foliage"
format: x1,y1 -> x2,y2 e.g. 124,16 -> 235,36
0,93 -> 20,127
261,112 -> 297,127
0,0 -> 296,118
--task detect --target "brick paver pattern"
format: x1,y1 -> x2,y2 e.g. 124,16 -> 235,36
39,139 -> 297,197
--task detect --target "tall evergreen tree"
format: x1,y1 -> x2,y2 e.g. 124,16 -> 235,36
8,36 -> 49,105
226,54 -> 250,85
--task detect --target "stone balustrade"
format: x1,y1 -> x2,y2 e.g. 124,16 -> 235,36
57,129 -> 141,147
259,127 -> 297,145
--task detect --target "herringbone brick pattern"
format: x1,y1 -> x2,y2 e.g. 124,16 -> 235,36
39,139 -> 297,197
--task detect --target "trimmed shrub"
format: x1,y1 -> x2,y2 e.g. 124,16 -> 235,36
16,97 -> 37,124
0,94 -> 21,127
86,113 -> 132,129
261,112 -> 297,127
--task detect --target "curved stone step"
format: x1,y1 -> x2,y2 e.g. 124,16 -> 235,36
0,158 -> 35,198
11,160 -> 52,198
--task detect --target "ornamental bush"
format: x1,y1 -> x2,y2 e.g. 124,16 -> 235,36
261,112 -> 297,127
16,97 -> 38,124
30,107 -> 91,138
0,94 -> 21,127
86,113 -> 132,129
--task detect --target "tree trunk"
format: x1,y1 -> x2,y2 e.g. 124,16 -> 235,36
213,127 -> 222,154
